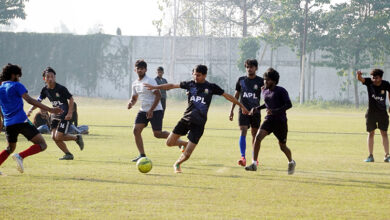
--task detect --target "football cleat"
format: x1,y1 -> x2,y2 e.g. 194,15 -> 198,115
12,153 -> 24,173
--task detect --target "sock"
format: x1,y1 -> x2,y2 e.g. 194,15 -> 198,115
140,153 -> 146,157
19,144 -> 42,159
0,150 -> 10,166
239,136 -> 246,158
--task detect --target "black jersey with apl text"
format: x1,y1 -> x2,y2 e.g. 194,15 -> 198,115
38,83 -> 72,119
363,78 -> 390,113
180,80 -> 224,125
235,76 -> 264,111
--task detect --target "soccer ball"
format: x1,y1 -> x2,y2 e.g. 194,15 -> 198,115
136,157 -> 153,173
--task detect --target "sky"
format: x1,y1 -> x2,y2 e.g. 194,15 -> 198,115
4,0 -> 162,36
2,0 -> 347,36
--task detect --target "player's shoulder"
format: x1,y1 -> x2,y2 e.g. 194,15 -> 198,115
276,86 -> 288,92
382,80 -> 390,86
255,75 -> 264,81
237,76 -> 246,81
55,83 -> 67,90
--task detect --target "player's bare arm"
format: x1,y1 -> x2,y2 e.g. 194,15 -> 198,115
22,93 -> 63,115
65,97 -> 74,120
127,94 -> 138,109
222,93 -> 248,115
229,90 -> 240,121
144,83 -> 180,90
146,90 -> 162,119
357,70 -> 365,83
27,101 -> 40,117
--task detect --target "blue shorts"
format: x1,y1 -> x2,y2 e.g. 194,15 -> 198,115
135,110 -> 163,131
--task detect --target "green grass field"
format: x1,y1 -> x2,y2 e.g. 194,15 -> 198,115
1,98 -> 390,219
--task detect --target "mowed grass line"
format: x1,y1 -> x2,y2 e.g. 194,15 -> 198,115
0,98 -> 389,219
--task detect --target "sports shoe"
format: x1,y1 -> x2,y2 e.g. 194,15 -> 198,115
364,155 -> 374,162
384,155 -> 390,163
288,160 -> 296,175
12,153 -> 24,173
59,153 -> 74,160
245,163 -> 257,171
132,155 -> 143,162
173,163 -> 182,173
237,157 -> 246,166
75,135 -> 84,151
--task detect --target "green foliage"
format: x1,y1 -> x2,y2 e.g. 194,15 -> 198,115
0,0 -> 28,25
0,32 -> 111,94
236,37 -> 260,73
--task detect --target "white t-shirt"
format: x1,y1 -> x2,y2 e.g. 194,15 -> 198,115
132,75 -> 163,112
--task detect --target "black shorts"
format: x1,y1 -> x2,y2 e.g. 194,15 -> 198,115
260,118 -> 288,143
365,111 -> 389,132
5,121 -> 40,143
135,110 -> 163,131
172,119 -> 205,144
51,119 -> 71,134
239,111 -> 260,128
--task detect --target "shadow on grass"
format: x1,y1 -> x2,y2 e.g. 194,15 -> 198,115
29,175 -> 214,190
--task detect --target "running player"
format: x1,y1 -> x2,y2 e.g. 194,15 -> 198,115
357,69 -> 390,162
128,60 -> 183,162
0,63 -> 63,174
27,67 -> 84,160
229,59 -> 263,166
144,64 -> 249,173
245,68 -> 296,175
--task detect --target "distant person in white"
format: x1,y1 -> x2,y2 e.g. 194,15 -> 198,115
127,60 -> 170,162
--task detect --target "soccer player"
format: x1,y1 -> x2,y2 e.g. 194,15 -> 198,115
0,63 -> 63,174
245,68 -> 296,175
357,69 -> 390,162
27,67 -> 84,160
229,59 -> 264,166
155,66 -> 168,114
144,64 -> 249,173
128,60 -> 182,162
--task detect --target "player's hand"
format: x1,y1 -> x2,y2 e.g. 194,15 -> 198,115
144,83 -> 155,90
27,110 -> 32,117
241,107 -> 249,115
249,108 -> 256,116
229,111 -> 234,121
266,109 -> 272,115
146,110 -> 153,119
357,70 -> 362,76
64,113 -> 72,121
50,107 -> 63,115
127,102 -> 133,109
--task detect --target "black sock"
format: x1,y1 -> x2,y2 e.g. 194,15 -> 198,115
140,154 -> 146,157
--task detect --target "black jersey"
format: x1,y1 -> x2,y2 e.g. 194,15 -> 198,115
235,76 -> 264,110
180,80 -> 224,126
363,78 -> 390,113
38,83 -> 72,119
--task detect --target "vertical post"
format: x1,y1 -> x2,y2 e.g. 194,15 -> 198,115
299,0 -> 309,104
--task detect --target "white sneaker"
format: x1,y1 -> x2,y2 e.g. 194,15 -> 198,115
288,160 -> 296,175
12,153 -> 24,173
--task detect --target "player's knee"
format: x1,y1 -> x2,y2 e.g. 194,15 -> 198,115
183,151 -> 192,159
153,131 -> 161,138
5,145 -> 15,154
39,143 -> 47,151
54,133 -> 63,141
368,131 -> 375,138
279,142 -> 287,150
166,139 -> 175,146
133,127 -> 142,135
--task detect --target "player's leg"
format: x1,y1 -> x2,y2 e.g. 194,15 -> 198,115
51,129 -> 73,160
0,125 -> 18,169
167,120 -> 189,151
173,122 -> 204,173
132,123 -> 147,161
365,112 -> 376,162
150,110 -> 170,139
238,111 -> 250,166
274,120 -> 295,174
378,113 -> 390,162
12,123 -> 46,173
54,120 -> 83,150
245,129 -> 268,171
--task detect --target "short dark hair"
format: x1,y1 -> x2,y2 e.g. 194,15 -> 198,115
370,69 -> 384,78
1,63 -> 22,81
263,68 -> 280,84
135,60 -> 147,69
245,59 -> 258,68
194,64 -> 208,75
157,66 -> 164,72
42,67 -> 56,77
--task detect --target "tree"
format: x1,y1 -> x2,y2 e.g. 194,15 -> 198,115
0,0 -> 29,25
261,0 -> 330,104
319,0 -> 390,107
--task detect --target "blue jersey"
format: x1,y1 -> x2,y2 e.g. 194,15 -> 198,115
180,80 -> 225,125
0,81 -> 28,126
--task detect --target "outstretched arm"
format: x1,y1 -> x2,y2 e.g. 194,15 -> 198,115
144,83 -> 180,90
357,70 -> 365,83
229,91 -> 240,121
22,93 -> 63,115
127,94 -> 138,109
222,93 -> 248,115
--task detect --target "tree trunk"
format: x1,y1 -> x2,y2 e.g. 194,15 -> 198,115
312,51 -> 316,99
242,0 -> 247,37
307,52 -> 312,101
299,0 -> 309,104
353,53 -> 360,108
